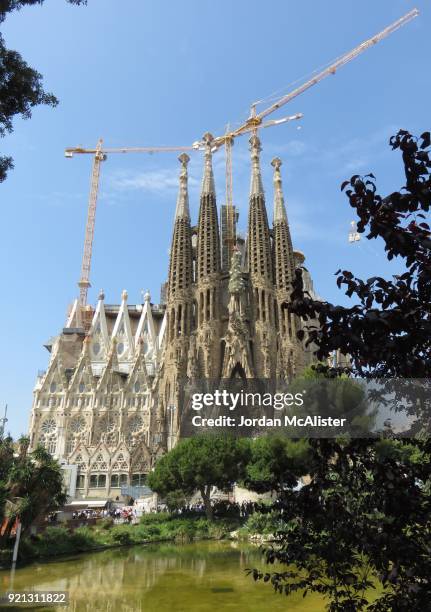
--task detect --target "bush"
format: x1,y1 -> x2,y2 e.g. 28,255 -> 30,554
35,526 -> 75,556
243,511 -> 282,535
208,518 -> 240,539
98,518 -> 114,530
69,526 -> 98,550
139,512 -> 171,525
110,526 -> 133,545
144,524 -> 161,537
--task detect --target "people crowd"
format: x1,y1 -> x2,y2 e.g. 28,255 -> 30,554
70,506 -> 137,523
171,499 -> 263,519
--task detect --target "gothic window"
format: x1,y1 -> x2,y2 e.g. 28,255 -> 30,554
39,427 -> 57,454
111,453 -> 129,471
89,474 -> 106,488
91,453 -> 108,472
125,433 -> 134,448
66,437 -> 73,455
50,382 -> 57,393
79,382 -> 86,393
129,415 -> 144,434
131,473 -> 146,486
70,417 -> 86,434
76,474 -> 85,489
132,453 -> 150,473
98,415 -> 116,433
134,381 -> 140,393
104,432 -> 117,449
110,474 -> 119,487
46,437 -> 57,454
92,342 -> 101,356
117,342 -> 125,356
75,454 -> 88,472
41,418 -> 56,434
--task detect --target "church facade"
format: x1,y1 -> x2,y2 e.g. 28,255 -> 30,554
28,133 -> 319,500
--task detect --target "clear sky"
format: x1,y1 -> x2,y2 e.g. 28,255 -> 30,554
0,0 -> 428,438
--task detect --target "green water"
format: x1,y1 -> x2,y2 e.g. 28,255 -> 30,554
0,541 -> 327,611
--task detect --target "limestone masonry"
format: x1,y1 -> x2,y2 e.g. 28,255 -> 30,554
28,134 -> 320,500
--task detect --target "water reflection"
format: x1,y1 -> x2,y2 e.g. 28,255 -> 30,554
0,541 -> 325,611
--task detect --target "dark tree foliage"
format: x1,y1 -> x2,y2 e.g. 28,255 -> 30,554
0,0 -> 87,182
290,130 -> 431,378
250,131 -> 431,610
243,437 -> 311,497
147,434 -> 250,521
0,436 -> 66,548
0,0 -> 86,23
250,436 -> 430,611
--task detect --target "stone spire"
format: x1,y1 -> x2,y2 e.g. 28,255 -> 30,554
272,157 -> 288,224
249,134 -> 264,196
168,154 -> 193,300
271,157 -> 295,292
247,134 -> 273,285
201,132 -> 215,194
196,132 -> 220,282
174,153 -> 190,219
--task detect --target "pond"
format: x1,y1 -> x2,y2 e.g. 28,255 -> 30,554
0,540 -> 326,611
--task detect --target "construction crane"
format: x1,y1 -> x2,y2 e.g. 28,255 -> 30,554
65,139 -> 201,307
67,8 -> 418,303
207,8 -> 418,268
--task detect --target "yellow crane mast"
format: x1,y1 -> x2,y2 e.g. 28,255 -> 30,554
66,8 -> 418,305
207,8 -> 418,267
65,140 -> 200,307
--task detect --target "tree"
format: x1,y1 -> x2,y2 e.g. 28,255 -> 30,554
250,436 -> 430,611
287,365 -> 377,436
251,131 -> 431,610
244,437 -> 312,498
0,436 -> 66,548
290,130 -> 431,379
0,0 -> 87,182
147,435 -> 250,521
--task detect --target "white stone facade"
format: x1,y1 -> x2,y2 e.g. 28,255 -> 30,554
29,290 -> 166,500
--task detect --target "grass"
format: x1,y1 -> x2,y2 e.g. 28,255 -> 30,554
0,511 -> 283,567
0,513 -> 245,566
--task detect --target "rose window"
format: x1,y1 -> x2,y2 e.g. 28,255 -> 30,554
129,415 -> 144,433
41,418 -> 56,434
70,417 -> 86,434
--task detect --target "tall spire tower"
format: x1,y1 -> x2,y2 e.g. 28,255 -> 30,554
272,157 -> 295,292
163,154 -> 194,445
168,153 -> 193,301
195,133 -> 222,378
271,157 -> 301,378
247,135 -> 276,377
196,133 -> 220,282
248,135 -> 273,284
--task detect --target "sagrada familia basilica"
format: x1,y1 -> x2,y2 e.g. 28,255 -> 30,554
28,133 -> 320,499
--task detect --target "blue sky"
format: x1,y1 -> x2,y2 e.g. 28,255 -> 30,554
0,0 -> 428,437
